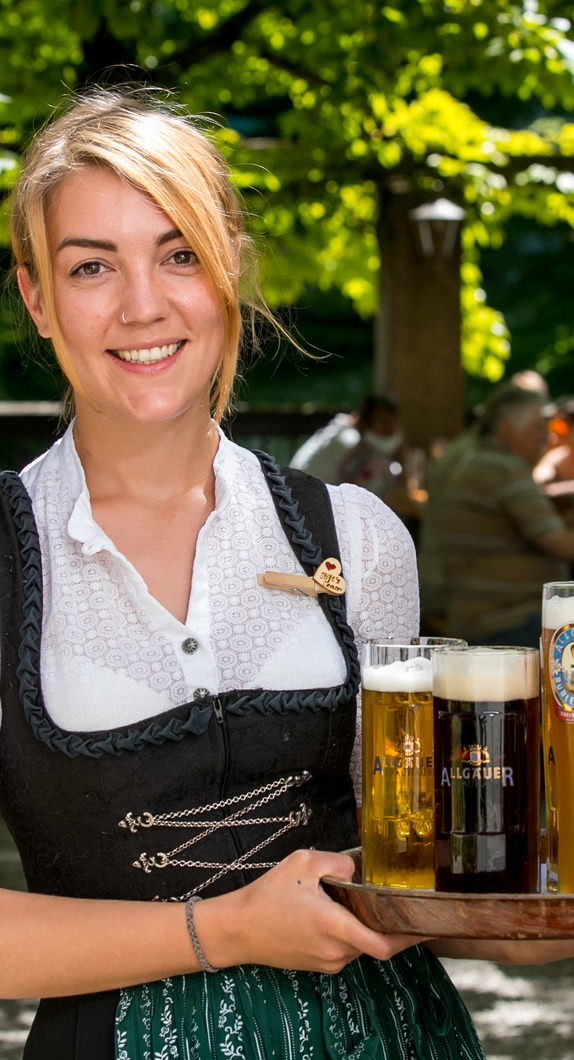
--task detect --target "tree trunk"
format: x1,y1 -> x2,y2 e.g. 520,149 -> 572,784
373,185 -> 464,451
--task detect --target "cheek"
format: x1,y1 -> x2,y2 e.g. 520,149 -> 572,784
190,287 -> 226,348
57,299 -> 109,347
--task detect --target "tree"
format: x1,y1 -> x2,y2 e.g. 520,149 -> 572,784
2,1 -> 574,436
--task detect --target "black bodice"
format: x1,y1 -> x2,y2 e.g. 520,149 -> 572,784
0,452 -> 361,902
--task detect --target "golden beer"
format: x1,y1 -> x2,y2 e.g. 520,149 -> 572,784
542,584 -> 574,893
362,639 -> 465,888
362,676 -> 434,888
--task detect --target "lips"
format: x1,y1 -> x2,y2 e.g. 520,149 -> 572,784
111,340 -> 183,364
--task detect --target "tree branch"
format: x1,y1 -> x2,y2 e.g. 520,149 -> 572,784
162,0 -> 269,71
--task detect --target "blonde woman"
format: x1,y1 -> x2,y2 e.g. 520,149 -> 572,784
1,86 -> 489,1059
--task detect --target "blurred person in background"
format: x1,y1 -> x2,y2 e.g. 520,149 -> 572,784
534,395 -> 574,491
336,394 -> 423,530
289,409 -> 360,483
428,386 -> 574,646
291,393 -> 422,528
419,371 -> 550,635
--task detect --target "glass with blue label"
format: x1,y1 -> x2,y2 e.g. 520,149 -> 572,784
542,582 -> 574,893
433,645 -> 540,894
361,637 -> 464,889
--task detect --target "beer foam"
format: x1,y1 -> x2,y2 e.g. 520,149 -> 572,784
543,593 -> 574,632
363,656 -> 432,693
433,650 -> 539,702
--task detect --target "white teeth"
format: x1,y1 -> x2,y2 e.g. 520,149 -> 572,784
114,342 -> 180,363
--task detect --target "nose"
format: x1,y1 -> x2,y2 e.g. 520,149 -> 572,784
119,265 -> 169,325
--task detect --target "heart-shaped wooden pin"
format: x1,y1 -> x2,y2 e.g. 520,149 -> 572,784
313,557 -> 346,595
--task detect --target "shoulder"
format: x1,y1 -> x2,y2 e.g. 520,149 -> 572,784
289,414 -> 359,480
328,481 -> 415,555
327,482 -> 419,641
19,427 -> 73,496
458,440 -> 522,476
18,427 -> 81,538
447,442 -> 534,500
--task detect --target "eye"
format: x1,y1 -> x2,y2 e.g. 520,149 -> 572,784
168,249 -> 198,267
71,260 -> 106,277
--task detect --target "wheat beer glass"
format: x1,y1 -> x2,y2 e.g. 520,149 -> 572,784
541,582 -> 574,892
433,646 -> 540,893
362,637 -> 464,889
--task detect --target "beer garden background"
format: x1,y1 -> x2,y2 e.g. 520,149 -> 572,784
2,0 -> 574,1056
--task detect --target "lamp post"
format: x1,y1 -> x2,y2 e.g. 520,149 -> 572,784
408,198 -> 467,258
374,187 -> 467,451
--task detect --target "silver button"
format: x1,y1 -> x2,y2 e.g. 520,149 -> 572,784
193,687 -> 209,700
182,637 -> 198,655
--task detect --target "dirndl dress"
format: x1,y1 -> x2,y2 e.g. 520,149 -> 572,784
115,949 -> 484,1060
0,456 -> 483,1060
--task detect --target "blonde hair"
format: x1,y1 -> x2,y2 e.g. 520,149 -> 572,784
10,85 -> 265,421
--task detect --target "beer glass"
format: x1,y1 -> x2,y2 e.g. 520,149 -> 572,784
433,646 -> 540,893
541,582 -> 574,892
362,637 -> 464,889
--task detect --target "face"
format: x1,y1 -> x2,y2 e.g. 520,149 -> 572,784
18,166 -> 225,428
368,406 -> 399,438
499,406 -> 548,466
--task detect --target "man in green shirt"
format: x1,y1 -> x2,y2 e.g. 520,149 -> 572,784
431,387 -> 574,646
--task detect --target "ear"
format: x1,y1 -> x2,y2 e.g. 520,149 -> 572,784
17,265 -> 52,338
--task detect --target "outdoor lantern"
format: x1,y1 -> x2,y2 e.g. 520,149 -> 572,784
408,198 -> 467,257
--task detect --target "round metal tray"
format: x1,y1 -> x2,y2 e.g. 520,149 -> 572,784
321,848 -> 574,939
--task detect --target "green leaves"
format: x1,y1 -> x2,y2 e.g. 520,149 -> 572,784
2,0 -> 574,393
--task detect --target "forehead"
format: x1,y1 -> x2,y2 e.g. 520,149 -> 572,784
46,166 -> 171,243
515,405 -> 545,432
524,405 -> 545,422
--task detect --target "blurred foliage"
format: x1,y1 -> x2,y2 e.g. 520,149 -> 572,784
1,0 -> 574,407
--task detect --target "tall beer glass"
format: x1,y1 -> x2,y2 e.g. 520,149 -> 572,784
542,582 -> 574,892
362,637 -> 464,889
433,646 -> 540,893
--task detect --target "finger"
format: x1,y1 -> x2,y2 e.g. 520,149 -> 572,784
315,852 -> 356,883
330,902 -> 423,962
279,849 -> 356,889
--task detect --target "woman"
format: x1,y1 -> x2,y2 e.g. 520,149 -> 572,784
1,84 -> 491,1059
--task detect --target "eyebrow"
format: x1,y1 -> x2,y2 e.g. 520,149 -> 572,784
56,228 -> 184,253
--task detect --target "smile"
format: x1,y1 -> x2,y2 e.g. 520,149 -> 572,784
111,341 -> 183,364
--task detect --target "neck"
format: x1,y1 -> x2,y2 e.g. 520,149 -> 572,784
72,403 -> 220,503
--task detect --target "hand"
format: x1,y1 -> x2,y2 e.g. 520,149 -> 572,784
197,848 -> 423,974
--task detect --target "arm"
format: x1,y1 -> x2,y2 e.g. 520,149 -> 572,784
495,467 -> 574,560
0,850 -> 419,999
535,527 -> 574,561
329,482 -> 420,645
427,937 -> 574,965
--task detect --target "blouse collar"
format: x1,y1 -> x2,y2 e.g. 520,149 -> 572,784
61,422 -> 235,556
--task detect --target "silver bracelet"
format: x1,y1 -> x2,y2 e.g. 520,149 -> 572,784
185,895 -> 217,973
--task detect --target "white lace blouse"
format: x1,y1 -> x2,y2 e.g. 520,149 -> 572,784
16,425 -> 419,798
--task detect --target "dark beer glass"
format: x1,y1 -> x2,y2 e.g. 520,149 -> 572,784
432,646 -> 540,893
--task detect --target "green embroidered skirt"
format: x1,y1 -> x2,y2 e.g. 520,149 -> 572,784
115,946 -> 485,1060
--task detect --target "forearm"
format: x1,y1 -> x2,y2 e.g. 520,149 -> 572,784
427,937 -> 574,965
536,526 -> 574,560
0,886 -> 208,998
0,849 -> 427,1000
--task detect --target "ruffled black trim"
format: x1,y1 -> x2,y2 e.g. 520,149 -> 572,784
3,454 -> 360,759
